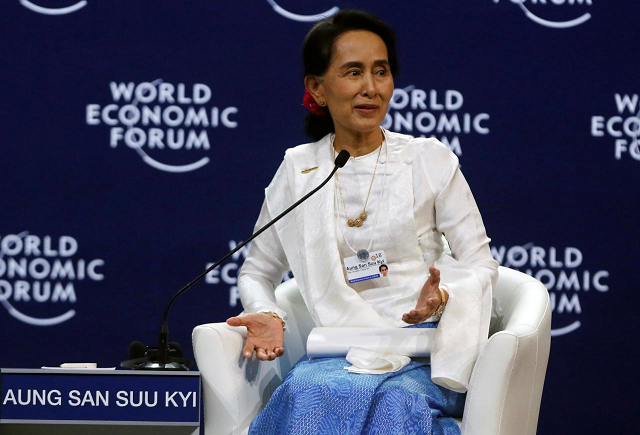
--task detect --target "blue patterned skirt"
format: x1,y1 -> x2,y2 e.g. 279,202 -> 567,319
250,323 -> 465,435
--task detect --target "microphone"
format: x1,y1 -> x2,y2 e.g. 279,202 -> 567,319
335,149 -> 350,168
123,341 -> 187,370
122,150 -> 351,370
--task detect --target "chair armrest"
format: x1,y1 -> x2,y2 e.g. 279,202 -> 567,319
192,322 -> 284,435
462,275 -> 552,435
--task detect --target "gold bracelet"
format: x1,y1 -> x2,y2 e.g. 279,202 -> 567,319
262,311 -> 286,329
432,288 -> 448,317
439,287 -> 448,304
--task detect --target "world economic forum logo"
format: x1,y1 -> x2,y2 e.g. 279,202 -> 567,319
19,0 -> 87,15
591,93 -> 640,162
492,243 -> 609,336
266,0 -> 338,22
0,232 -> 105,327
205,239 -> 291,308
86,79 -> 239,173
382,85 -> 490,159
492,0 -> 592,29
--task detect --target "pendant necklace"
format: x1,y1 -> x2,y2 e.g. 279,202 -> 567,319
332,132 -> 388,262
335,139 -> 383,228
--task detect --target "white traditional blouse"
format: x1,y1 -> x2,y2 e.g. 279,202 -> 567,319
237,129 -> 499,392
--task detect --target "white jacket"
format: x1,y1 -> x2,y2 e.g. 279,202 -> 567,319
238,130 -> 498,392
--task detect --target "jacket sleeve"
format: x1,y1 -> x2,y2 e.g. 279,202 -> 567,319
236,165 -> 290,324
415,137 -> 499,392
433,148 -> 499,292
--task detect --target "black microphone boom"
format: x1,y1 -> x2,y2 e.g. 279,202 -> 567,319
122,150 -> 351,370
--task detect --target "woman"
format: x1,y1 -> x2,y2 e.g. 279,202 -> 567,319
227,9 -> 498,434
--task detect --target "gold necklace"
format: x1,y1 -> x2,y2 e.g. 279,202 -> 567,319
334,142 -> 383,227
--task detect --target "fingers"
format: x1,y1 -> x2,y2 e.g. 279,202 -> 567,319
408,266 -> 441,325
402,307 -> 434,324
226,316 -> 246,327
257,348 -> 275,360
428,266 -> 440,286
242,341 -> 254,359
403,314 -> 421,324
402,315 -> 419,324
243,343 -> 269,361
242,340 -> 285,361
402,309 -> 421,324
255,347 -> 268,360
254,347 -> 282,361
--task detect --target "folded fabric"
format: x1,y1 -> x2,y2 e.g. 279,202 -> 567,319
344,346 -> 411,374
306,327 -> 435,358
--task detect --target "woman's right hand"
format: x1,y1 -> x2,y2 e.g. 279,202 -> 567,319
226,313 -> 285,361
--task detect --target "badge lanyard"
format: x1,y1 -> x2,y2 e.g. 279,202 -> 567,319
332,132 -> 389,263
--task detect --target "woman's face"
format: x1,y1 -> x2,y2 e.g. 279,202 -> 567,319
311,30 -> 394,136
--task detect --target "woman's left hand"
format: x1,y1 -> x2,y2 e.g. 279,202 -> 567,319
402,265 -> 447,324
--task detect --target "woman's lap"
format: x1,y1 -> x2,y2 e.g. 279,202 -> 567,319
249,356 -> 464,435
362,363 -> 464,435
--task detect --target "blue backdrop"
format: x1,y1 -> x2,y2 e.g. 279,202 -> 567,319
2,1 -> 638,433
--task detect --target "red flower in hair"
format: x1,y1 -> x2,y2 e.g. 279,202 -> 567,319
303,89 -> 328,116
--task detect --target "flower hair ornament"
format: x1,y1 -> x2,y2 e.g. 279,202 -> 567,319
303,89 -> 329,116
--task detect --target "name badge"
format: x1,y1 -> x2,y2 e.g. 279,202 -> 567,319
343,250 -> 388,283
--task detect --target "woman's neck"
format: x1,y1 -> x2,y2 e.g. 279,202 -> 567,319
333,127 -> 383,157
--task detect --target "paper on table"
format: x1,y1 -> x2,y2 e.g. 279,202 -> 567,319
61,362 -> 97,369
344,346 -> 411,374
41,366 -> 116,370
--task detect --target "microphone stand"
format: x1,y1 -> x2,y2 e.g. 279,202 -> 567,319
122,151 -> 350,370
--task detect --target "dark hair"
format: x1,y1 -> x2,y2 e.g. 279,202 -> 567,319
379,264 -> 388,271
302,10 -> 399,141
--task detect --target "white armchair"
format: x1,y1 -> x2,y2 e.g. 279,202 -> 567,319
193,266 -> 551,435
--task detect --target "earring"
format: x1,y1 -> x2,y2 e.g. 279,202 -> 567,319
319,101 -> 325,106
